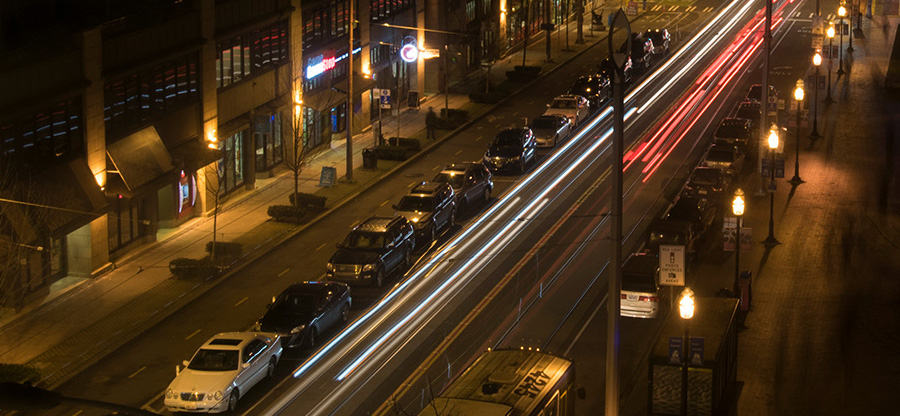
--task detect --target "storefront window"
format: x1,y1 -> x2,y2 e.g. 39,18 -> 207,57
219,130 -> 245,194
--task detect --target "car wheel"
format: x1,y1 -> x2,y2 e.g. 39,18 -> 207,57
428,224 -> 436,242
402,248 -> 412,270
553,135 -> 559,146
340,303 -> 350,324
227,389 -> 239,412
448,209 -> 455,229
483,187 -> 491,203
266,358 -> 277,378
518,160 -> 525,174
458,198 -> 467,214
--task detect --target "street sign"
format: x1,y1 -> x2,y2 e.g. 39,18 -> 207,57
812,15 -> 824,35
690,337 -> 705,365
760,158 -> 785,178
380,89 -> 391,109
723,219 -> 753,252
785,109 -> 810,128
318,166 -> 336,188
659,245 -> 685,286
807,74 -> 826,90
626,1 -> 638,15
812,33 -> 824,51
668,337 -> 683,364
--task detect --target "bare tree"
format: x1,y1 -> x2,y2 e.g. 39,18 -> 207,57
285,102 -> 307,207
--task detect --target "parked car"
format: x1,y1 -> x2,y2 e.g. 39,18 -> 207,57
713,118 -> 754,148
164,332 -> 283,413
682,166 -> 732,202
569,74 -> 611,108
620,253 -> 662,319
600,56 -> 633,84
647,218 -> 699,260
642,28 -> 671,56
620,32 -> 654,73
544,94 -> 591,127
483,127 -> 537,173
703,143 -> 746,176
254,281 -> 351,348
394,181 -> 456,243
745,84 -> 778,104
529,114 -> 572,147
326,216 -> 415,287
432,162 -> 493,213
665,195 -> 717,238
733,100 -> 761,133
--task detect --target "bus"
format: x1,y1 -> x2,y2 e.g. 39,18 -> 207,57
416,348 -> 575,416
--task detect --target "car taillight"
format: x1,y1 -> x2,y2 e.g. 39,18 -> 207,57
639,296 -> 659,302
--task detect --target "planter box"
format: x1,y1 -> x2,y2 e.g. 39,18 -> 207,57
205,241 -> 243,262
289,193 -> 327,212
372,145 -> 409,161
169,258 -> 215,278
267,205 -> 306,222
386,137 -> 422,152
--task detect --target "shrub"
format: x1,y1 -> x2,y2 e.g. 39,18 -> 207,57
386,137 -> 422,152
440,108 -> 469,122
0,363 -> 41,384
435,116 -> 463,130
289,193 -> 327,212
169,258 -> 215,278
469,91 -> 509,103
268,205 -> 306,222
372,145 -> 409,161
205,241 -> 242,260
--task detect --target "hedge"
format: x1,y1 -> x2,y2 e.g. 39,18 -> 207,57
205,241 -> 242,260
289,193 -> 327,212
0,363 -> 41,384
268,205 -> 306,222
386,137 -> 421,151
440,108 -> 469,122
169,257 -> 215,278
372,145 -> 409,161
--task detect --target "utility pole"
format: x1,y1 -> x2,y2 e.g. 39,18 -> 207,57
345,0 -> 355,181
757,0 -> 773,197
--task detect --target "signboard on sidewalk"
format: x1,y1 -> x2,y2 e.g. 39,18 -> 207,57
380,89 -> 391,109
761,158 -> 785,178
723,218 -> 753,252
659,245 -> 685,286
318,166 -> 337,188
626,1 -> 638,15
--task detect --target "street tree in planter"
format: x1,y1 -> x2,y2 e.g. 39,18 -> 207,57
286,92 -> 307,210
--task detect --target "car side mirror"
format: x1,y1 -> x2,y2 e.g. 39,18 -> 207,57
387,242 -> 395,248
270,295 -> 276,305
242,362 -> 250,369
176,364 -> 182,376
391,204 -> 398,210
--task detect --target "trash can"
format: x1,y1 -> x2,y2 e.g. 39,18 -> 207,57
362,147 -> 378,169
737,271 -> 752,312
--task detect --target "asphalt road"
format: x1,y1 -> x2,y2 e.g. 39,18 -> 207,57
39,1 -> 805,415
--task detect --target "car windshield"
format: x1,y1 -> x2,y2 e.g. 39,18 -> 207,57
550,99 -> 576,109
271,292 -> 318,314
691,169 -> 722,186
343,231 -> 387,248
188,349 -> 239,371
706,148 -> 734,162
622,274 -> 657,293
531,117 -> 559,130
492,132 -> 522,148
433,172 -> 466,187
397,195 -> 435,212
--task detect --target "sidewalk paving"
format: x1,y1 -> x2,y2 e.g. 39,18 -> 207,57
0,5 -> 635,389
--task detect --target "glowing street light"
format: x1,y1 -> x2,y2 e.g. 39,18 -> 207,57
837,5 -> 846,75
826,24 -> 835,102
790,80 -> 806,186
732,188 -> 745,291
679,288 -> 695,416
764,124 -> 780,248
810,52 -> 822,139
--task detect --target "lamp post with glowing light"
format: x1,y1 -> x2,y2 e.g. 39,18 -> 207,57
679,288 -> 695,416
838,5 -> 846,75
826,24 -> 835,102
790,80 -> 806,186
810,53 -> 822,139
846,1 -> 854,52
764,124 -> 780,248
732,189 -> 745,292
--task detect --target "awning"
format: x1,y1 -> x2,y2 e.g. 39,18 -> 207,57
3,159 -> 108,239
170,138 -> 225,171
106,126 -> 176,196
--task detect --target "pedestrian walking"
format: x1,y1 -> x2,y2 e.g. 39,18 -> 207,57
425,106 -> 437,140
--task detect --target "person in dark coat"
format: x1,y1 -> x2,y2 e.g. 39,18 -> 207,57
425,107 -> 437,140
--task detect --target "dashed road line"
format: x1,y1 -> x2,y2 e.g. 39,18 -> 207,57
278,268 -> 291,276
379,200 -> 390,207
128,366 -> 147,379
234,296 -> 248,307
185,329 -> 202,340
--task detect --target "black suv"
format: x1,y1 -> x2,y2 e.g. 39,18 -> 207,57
432,163 -> 493,213
483,127 -> 537,173
326,216 -> 415,287
569,74 -> 611,108
620,32 -> 654,74
713,118 -> 754,148
665,196 -> 717,239
254,281 -> 351,348
394,181 -> 456,243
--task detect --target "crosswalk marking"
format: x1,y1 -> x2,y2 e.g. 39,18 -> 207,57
669,5 -> 679,11
652,4 -> 662,11
703,6 -> 714,12
685,6 -> 696,12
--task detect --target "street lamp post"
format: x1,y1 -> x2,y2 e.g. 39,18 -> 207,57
764,124 -> 780,247
846,1 -> 854,52
679,288 -> 695,416
825,24 -> 835,102
838,5 -> 846,75
732,189 -> 745,292
790,80 -> 805,186
810,53 -> 822,139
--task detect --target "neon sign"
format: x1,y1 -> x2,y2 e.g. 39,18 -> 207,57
400,44 -> 418,63
306,54 -> 336,79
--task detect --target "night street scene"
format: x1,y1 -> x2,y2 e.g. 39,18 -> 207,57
1,0 -> 899,415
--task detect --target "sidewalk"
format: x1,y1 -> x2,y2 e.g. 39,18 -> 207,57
0,5 -> 634,389
618,12 -> 900,415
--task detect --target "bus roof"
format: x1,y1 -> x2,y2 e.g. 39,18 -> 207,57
436,349 -> 573,415
415,398 -> 513,416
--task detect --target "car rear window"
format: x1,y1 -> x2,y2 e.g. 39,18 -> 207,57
691,169 -> 722,185
344,231 -> 387,248
706,148 -> 733,161
434,172 -> 465,187
397,195 -> 435,212
531,117 -> 559,129
622,274 -> 657,293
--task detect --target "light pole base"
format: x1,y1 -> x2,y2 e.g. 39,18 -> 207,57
824,95 -> 833,104
837,68 -> 846,76
762,235 -> 781,248
789,175 -> 806,186
847,45 -> 854,53
810,129 -> 823,140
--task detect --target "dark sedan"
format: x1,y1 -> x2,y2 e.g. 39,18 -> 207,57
569,74 -> 611,109
682,166 -> 732,202
529,114 -> 572,147
254,281 -> 351,348
483,127 -> 537,173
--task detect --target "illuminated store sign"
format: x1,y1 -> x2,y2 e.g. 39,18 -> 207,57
306,54 -> 336,79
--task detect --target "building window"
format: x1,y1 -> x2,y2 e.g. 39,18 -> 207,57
1,98 -> 84,168
466,1 -> 476,22
254,112 -> 284,172
104,54 -> 199,139
216,20 -> 289,89
482,0 -> 492,16
370,0 -> 414,22
108,196 -> 142,252
218,130 -> 245,194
